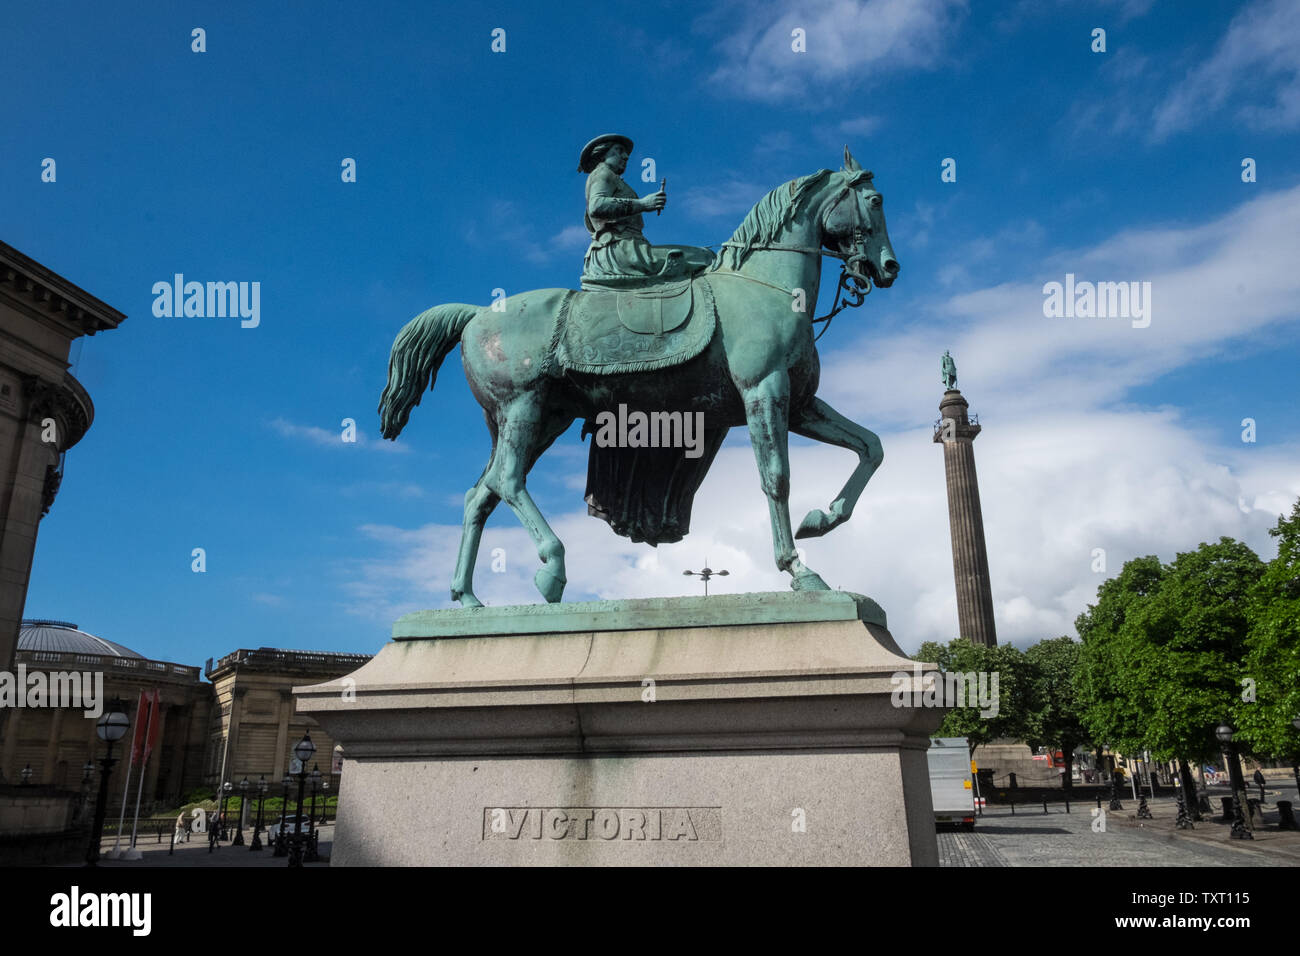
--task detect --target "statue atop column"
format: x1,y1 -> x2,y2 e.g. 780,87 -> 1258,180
941,350 -> 957,390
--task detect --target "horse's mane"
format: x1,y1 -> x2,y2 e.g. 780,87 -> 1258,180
709,168 -> 834,271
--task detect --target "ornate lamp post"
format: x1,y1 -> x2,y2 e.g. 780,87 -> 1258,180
250,775 -> 269,851
86,698 -> 130,866
1215,721 -> 1253,839
305,765 -> 322,862
288,732 -> 316,867
218,780 -> 233,841
683,560 -> 729,596
320,779 -> 330,825
232,777 -> 248,845
274,773 -> 292,857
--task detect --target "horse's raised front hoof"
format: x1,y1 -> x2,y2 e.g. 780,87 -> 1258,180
451,587 -> 484,609
534,565 -> 567,604
791,569 -> 831,591
795,509 -> 833,539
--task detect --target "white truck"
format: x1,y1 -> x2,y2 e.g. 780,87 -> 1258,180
927,737 -> 977,830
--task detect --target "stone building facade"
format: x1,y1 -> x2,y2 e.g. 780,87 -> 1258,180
4,621 -> 370,812
0,241 -> 124,672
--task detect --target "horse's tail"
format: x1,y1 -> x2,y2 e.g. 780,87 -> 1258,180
378,303 -> 479,439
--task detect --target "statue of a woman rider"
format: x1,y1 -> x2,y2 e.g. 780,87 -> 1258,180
577,134 -> 714,289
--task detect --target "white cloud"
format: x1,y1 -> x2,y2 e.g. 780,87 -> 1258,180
701,0 -> 967,101
1153,0 -> 1300,138
268,417 -> 408,453
681,180 -> 766,221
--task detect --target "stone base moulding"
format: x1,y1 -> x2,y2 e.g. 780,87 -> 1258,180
295,590 -> 949,866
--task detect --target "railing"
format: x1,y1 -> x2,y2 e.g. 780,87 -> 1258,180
13,650 -> 201,682
206,648 -> 372,678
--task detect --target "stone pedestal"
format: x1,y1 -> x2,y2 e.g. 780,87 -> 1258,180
295,591 -> 947,866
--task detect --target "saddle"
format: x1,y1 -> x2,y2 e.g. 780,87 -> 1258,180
550,276 -> 717,375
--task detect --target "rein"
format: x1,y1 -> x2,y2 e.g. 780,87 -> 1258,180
714,238 -> 872,341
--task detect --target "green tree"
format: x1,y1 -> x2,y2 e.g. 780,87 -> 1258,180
914,639 -> 1034,756
1076,540 -> 1265,809
1075,555 -> 1165,761
1023,636 -> 1090,792
1236,501 -> 1300,762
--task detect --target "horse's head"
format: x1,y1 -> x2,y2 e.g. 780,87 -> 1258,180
821,146 -> 900,290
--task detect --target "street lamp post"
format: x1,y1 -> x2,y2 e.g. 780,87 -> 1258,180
233,777 -> 248,845
274,774 -> 292,857
306,765 -> 322,862
86,699 -> 130,866
251,775 -> 268,851
288,732 -> 316,867
1215,721 -> 1253,840
320,779 -> 330,825
683,560 -> 729,596
219,780 -> 232,841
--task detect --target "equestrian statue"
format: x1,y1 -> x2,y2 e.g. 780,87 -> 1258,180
379,135 -> 900,607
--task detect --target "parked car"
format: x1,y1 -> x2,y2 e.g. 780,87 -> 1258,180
264,816 -> 313,840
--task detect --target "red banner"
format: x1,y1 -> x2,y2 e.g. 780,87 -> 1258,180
143,689 -> 162,763
130,690 -> 161,767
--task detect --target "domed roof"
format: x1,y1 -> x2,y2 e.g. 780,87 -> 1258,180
19,619 -> 143,659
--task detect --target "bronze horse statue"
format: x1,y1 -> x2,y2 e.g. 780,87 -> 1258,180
379,147 -> 899,606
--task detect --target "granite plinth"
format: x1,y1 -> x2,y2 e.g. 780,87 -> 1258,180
295,591 -> 947,866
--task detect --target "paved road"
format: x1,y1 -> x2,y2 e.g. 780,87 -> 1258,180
82,826 -> 334,868
939,793 -> 1300,867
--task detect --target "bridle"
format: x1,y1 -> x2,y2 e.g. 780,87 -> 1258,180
715,173 -> 876,341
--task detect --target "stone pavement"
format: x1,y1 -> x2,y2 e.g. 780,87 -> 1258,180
939,796 -> 1300,867
82,826 -> 334,867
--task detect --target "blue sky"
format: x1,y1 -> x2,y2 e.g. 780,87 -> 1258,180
3,0 -> 1297,664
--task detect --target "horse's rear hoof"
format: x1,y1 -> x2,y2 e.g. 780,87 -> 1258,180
791,570 -> 830,591
452,588 -> 484,608
535,565 -> 567,603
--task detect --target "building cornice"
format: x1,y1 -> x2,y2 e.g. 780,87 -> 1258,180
0,240 -> 125,338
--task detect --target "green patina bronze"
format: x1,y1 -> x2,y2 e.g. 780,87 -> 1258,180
379,141 -> 900,607
942,350 -> 957,390
393,589 -> 887,639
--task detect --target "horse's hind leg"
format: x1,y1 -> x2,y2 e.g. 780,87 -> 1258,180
484,400 -> 573,603
450,417 -> 501,607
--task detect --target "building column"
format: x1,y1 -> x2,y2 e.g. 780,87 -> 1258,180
0,706 -> 22,781
272,689 -> 293,779
41,705 -> 64,784
163,704 -> 189,803
142,703 -> 167,804
223,688 -> 247,783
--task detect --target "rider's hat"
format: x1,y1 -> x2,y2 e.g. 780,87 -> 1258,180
578,134 -> 633,173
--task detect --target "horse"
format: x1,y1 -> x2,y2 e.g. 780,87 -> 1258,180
379,146 -> 899,607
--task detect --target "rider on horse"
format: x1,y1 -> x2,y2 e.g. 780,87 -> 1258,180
577,134 -> 713,288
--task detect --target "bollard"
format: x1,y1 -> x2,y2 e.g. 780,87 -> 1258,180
1175,795 -> 1194,830
1065,796 -> 1070,813
1043,795 -> 1048,814
1010,799 -> 1015,816
1137,795 -> 1153,820
1096,794 -> 1102,810
1277,800 -> 1296,830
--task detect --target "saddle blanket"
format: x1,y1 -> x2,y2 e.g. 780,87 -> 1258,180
551,277 -> 716,375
